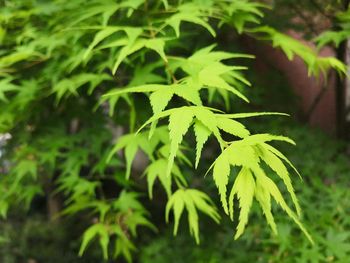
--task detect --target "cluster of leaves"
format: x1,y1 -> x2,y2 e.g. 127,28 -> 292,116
250,26 -> 346,76
140,172 -> 350,263
139,121 -> 350,263
0,0 -> 346,261
315,8 -> 350,49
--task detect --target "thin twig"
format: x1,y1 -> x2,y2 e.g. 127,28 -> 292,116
305,72 -> 331,121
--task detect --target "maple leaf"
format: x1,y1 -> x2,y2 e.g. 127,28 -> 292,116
166,188 -> 220,244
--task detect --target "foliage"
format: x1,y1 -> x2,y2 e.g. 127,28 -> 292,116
263,0 -> 343,36
315,8 -> 350,49
0,214 -> 103,263
0,0 -> 346,261
251,26 -> 346,76
139,121 -> 350,263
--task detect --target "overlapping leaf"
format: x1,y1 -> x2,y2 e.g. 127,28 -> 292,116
250,26 -> 347,76
137,106 -> 269,171
217,0 -> 266,33
0,78 -> 20,102
104,82 -> 202,115
168,45 -> 253,103
82,26 -> 169,73
166,188 -> 220,244
79,191 -> 153,262
107,127 -> 169,178
144,158 -> 187,199
210,133 -> 312,241
52,73 -> 111,103
165,3 -> 216,37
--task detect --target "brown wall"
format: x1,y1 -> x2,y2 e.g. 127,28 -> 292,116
242,32 -> 337,134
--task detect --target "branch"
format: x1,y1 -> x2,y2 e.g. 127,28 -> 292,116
305,72 -> 331,121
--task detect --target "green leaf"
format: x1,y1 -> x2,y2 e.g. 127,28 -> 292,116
0,78 -> 19,102
314,30 -> 349,49
253,167 -> 313,243
219,1 -> 266,33
216,117 -> 250,138
145,159 -> 172,199
213,153 -> 230,214
193,120 -> 211,168
79,224 -> 110,260
149,88 -> 174,114
161,0 -> 169,9
166,4 -> 216,37
263,143 -> 301,179
225,143 -> 259,168
144,38 -> 168,62
241,133 -> 295,146
192,107 -> 222,145
182,192 -> 200,242
173,84 -> 202,106
113,191 -> 145,212
189,45 -> 254,63
112,41 -> 143,74
0,200 -> 8,219
166,189 -> 185,235
250,26 -> 346,77
229,168 -> 256,239
84,27 -> 121,60
254,176 -> 277,234
128,62 -> 165,87
13,159 -> 38,179
166,189 -> 219,244
104,84 -> 163,97
114,234 -> 136,263
52,73 -> 110,103
67,2 -> 119,27
121,0 -> 144,17
188,189 -> 220,224
107,130 -> 166,178
124,140 -> 139,179
221,112 -> 289,119
104,83 -> 202,118
198,65 -> 249,102
167,108 -> 194,176
257,144 -> 301,215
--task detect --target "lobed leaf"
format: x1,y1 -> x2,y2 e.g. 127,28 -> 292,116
167,108 -> 194,176
213,153 -> 230,214
229,168 -> 256,239
166,189 -> 220,244
193,120 -> 211,168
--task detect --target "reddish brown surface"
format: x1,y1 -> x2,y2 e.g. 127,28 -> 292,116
242,32 -> 337,134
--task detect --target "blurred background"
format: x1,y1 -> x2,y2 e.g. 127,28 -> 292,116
1,0 -> 350,262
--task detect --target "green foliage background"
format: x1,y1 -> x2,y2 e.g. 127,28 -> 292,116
0,0 -> 349,262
